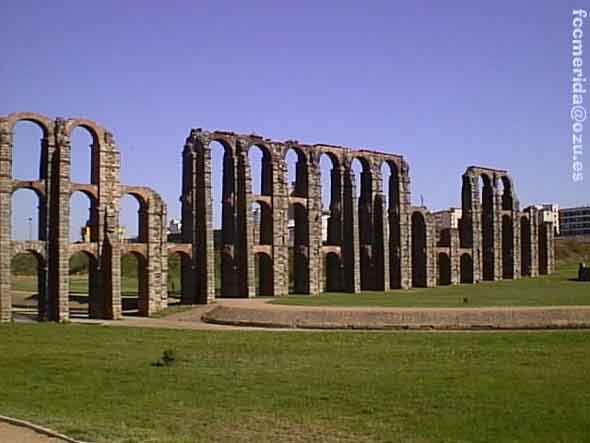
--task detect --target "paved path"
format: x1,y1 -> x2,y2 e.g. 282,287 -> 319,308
0,422 -> 69,443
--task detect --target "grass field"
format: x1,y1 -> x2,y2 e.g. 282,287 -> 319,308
0,325 -> 589,443
271,262 -> 590,308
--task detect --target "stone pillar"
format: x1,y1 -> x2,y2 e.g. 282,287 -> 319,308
272,146 -> 289,296
463,173 -> 482,283
49,119 -> 69,321
528,207 -> 539,277
342,165 -> 360,293
101,135 -> 122,319
307,152 -> 322,296
492,187 -> 503,280
399,161 -> 412,289
547,221 -> 555,274
425,213 -> 437,288
512,208 -> 521,279
0,119 -> 12,321
236,144 -> 255,298
180,134 -> 199,304
449,228 -> 460,285
182,131 -> 215,303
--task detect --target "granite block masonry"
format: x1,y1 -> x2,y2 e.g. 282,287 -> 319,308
0,113 -> 554,321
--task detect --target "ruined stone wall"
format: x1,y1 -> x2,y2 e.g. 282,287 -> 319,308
0,113 -> 168,322
0,112 -> 556,322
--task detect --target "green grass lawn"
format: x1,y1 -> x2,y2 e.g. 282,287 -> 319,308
272,262 -> 590,308
0,325 -> 589,442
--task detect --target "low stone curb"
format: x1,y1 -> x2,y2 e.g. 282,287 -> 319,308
202,305 -> 590,330
0,415 -> 90,443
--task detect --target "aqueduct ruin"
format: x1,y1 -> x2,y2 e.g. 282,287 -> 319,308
0,112 -> 555,321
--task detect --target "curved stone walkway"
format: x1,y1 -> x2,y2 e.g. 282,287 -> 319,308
68,299 -> 590,331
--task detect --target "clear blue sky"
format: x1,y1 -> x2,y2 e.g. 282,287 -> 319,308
2,0 -> 588,239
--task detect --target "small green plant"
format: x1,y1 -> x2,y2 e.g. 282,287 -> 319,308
152,349 -> 176,367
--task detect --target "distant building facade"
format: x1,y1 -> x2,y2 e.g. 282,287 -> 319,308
433,208 -> 462,230
535,204 -> 559,235
559,205 -> 590,236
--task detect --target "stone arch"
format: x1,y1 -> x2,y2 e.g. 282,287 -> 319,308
520,215 -> 531,277
120,188 -> 149,242
284,145 -> 309,198
438,252 -> 451,285
460,253 -> 474,283
68,124 -> 100,185
5,112 -> 52,139
319,151 -> 342,246
247,142 -> 273,196
411,211 -> 427,287
9,119 -> 48,182
64,119 -> 104,145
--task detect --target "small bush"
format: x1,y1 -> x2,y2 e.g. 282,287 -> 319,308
152,349 -> 177,367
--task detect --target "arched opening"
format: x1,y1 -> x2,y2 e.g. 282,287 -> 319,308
324,252 -> 343,292
289,203 -> 309,294
255,252 -> 273,297
248,144 -> 272,197
383,160 -> 402,289
68,251 -> 99,319
502,214 -> 514,279
479,174 -> 495,280
500,176 -> 513,211
121,252 -> 148,316
70,191 -> 96,242
459,174 -> 473,249
411,211 -> 427,287
319,153 -> 341,246
120,194 -> 146,242
252,201 -> 272,246
285,147 -> 309,294
167,252 -> 189,306
210,140 -> 236,298
11,188 -> 42,241
351,156 -> 373,290
285,147 -> 308,197
539,223 -> 549,275
460,253 -> 474,283
11,120 -> 45,180
69,126 -> 95,185
438,252 -> 451,285
11,252 -> 45,320
520,216 -> 531,276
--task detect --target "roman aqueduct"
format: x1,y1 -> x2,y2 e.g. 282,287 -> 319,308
0,112 -> 555,321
